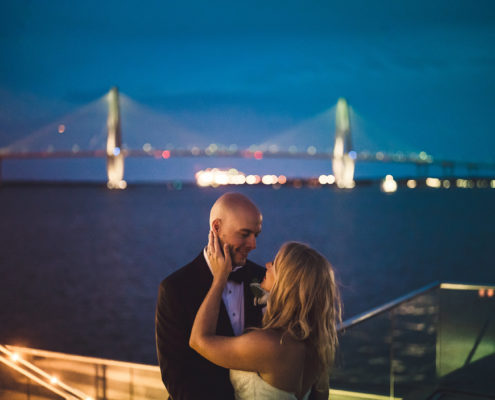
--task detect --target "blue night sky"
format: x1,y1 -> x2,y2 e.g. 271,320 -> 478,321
1,0 -> 494,181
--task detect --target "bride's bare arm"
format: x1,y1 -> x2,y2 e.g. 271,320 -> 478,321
189,230 -> 230,343
189,231 -> 273,372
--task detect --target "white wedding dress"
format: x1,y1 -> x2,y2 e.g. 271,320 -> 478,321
230,369 -> 311,400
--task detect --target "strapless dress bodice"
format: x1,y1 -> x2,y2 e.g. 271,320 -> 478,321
230,369 -> 310,400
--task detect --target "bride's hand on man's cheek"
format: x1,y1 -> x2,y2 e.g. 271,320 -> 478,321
208,230 -> 232,282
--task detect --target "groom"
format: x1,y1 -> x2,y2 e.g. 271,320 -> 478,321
155,192 -> 266,400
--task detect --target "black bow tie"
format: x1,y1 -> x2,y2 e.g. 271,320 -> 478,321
228,267 -> 250,284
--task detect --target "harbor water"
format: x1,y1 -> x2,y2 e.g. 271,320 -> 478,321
1,184 -> 494,364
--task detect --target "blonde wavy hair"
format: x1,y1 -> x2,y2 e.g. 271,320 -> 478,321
262,242 -> 342,373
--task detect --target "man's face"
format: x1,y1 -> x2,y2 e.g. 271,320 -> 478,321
215,208 -> 262,267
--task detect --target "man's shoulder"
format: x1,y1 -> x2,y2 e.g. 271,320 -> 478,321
160,252 -> 205,289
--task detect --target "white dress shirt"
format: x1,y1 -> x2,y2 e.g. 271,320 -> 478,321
204,248 -> 245,336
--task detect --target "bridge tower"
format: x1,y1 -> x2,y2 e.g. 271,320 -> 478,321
106,87 -> 125,189
332,98 -> 355,188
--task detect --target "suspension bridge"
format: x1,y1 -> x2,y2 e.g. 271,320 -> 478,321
1,87 -> 493,188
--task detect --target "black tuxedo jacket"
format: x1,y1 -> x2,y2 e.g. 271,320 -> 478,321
155,252 -> 266,400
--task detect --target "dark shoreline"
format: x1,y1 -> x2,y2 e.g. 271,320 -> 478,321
1,176 -> 494,188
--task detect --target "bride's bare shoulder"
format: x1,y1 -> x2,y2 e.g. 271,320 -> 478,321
246,329 -> 305,355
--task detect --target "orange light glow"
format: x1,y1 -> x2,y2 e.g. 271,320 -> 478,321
11,353 -> 20,362
58,124 -> 65,134
479,289 -> 486,297
278,175 -> 287,184
487,289 -> 494,298
50,376 -> 58,385
254,151 -> 263,160
162,150 -> 171,159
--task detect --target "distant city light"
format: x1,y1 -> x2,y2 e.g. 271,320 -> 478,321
269,144 -> 279,153
205,144 -> 218,155
348,151 -> 357,160
196,168 -> 250,187
492,180 -> 495,189
196,170 -> 213,187
232,174 -> 246,185
426,177 -> 441,188
318,174 -> 335,185
456,179 -> 474,189
10,353 -> 20,362
407,179 -> 417,189
419,151 -> 428,161
246,175 -> 257,185
162,150 -> 171,159
58,124 -> 65,134
307,146 -> 317,155
191,146 -> 200,156
112,147 -> 121,156
214,171 -> 229,186
442,180 -> 451,189
50,376 -> 58,385
381,175 -> 397,193
107,180 -> 127,190
278,175 -> 287,184
254,151 -> 263,160
376,152 -> 384,160
479,288 -> 494,298
142,143 -> 152,152
262,175 -> 278,185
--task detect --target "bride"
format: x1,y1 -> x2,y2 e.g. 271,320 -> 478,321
190,231 -> 341,400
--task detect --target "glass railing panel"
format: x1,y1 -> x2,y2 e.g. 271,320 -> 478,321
331,283 -> 495,399
387,288 -> 438,396
331,310 -> 394,396
331,286 -> 439,398
436,285 -> 495,377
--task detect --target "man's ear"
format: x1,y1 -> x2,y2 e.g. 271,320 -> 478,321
212,219 -> 221,233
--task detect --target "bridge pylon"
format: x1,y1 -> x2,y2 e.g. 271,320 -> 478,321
332,98 -> 355,188
106,87 -> 125,189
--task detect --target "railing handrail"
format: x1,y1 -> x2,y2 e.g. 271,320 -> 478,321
6,345 -> 160,371
339,281 -> 495,331
0,344 -> 89,400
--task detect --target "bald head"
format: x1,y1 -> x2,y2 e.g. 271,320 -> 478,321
210,192 -> 261,228
209,192 -> 262,266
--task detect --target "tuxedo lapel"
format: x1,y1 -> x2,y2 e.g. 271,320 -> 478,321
190,253 -> 234,337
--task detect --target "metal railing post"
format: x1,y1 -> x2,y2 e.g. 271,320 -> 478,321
389,309 -> 395,399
